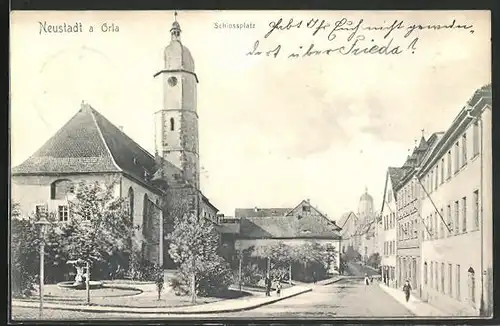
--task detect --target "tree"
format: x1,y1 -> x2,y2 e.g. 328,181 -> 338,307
63,180 -> 134,268
367,252 -> 381,270
167,213 -> 232,302
323,243 -> 338,273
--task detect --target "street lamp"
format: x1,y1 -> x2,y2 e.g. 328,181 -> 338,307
35,213 -> 51,319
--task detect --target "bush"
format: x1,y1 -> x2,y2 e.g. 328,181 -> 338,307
367,252 -> 381,270
169,274 -> 188,296
240,263 -> 262,286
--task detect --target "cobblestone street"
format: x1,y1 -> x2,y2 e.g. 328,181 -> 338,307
12,278 -> 414,320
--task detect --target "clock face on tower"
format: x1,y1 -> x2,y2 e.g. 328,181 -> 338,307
168,76 -> 178,87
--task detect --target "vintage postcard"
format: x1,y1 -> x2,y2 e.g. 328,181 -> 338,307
9,10 -> 492,321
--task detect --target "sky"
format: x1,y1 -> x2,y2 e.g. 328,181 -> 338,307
10,11 -> 491,221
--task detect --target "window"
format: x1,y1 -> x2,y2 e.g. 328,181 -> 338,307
462,134 -> 468,165
128,187 -> 134,223
462,197 -> 467,232
456,264 -> 461,300
454,142 -> 460,172
468,267 -> 476,305
424,262 -> 428,285
440,208 -> 444,238
454,201 -> 460,234
142,194 -> 149,236
448,263 -> 453,296
428,215 -> 432,239
430,170 -> 434,192
440,158 -> 445,184
447,150 -> 452,179
447,204 -> 452,236
434,213 -> 439,239
435,165 -> 439,190
170,117 -> 175,131
473,190 -> 479,229
441,262 -> 445,294
430,262 -> 434,288
58,205 -> 69,222
302,205 -> 310,212
473,121 -> 479,156
435,262 -> 439,291
51,179 -> 74,200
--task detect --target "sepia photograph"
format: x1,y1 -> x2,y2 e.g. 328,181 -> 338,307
9,10 -> 492,321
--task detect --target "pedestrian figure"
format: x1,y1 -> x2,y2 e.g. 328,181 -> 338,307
265,275 -> 271,297
276,280 -> 282,297
313,271 -> 317,284
403,279 -> 412,302
364,273 -> 370,291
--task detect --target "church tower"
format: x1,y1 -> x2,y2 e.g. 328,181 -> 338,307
154,13 -> 200,189
358,187 -> 374,222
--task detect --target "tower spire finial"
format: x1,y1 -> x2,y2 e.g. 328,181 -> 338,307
170,11 -> 181,40
421,128 -> 425,138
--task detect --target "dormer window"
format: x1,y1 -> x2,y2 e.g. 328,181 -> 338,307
143,169 -> 150,181
133,158 -> 138,165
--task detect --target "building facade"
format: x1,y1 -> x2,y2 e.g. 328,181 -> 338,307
395,133 -> 442,298
417,84 -> 492,316
380,167 -> 403,288
11,104 -> 166,265
223,200 -> 343,274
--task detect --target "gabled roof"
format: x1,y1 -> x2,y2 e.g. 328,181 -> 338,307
235,207 -> 291,218
12,103 -> 120,175
337,211 -> 357,229
388,167 -> 405,188
239,214 -> 341,240
284,199 -> 341,231
416,136 -> 429,152
11,103 -> 180,192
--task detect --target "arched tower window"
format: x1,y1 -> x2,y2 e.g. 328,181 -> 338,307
50,179 -> 75,200
468,267 -> 476,304
128,187 -> 134,223
170,117 -> 175,131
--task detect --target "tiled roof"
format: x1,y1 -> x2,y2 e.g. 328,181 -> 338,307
239,214 -> 341,240
12,103 -> 181,189
416,137 -> 429,152
12,104 -> 120,175
388,167 -> 405,188
235,208 -> 291,218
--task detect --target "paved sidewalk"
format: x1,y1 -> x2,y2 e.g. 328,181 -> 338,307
12,285 -> 312,315
378,284 -> 447,317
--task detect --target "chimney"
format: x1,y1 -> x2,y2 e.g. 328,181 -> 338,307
119,126 -> 124,132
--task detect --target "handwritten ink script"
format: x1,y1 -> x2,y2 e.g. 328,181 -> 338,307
247,18 -> 475,58
39,21 -> 120,35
